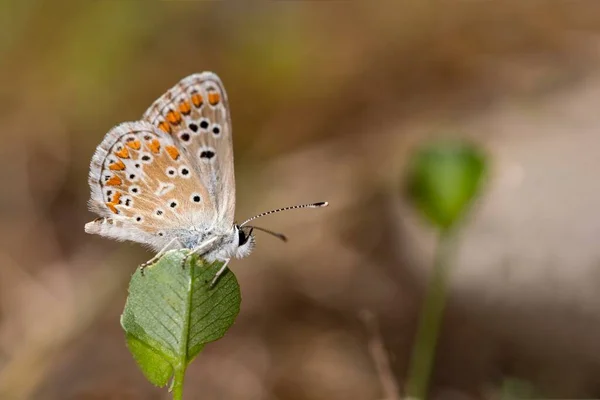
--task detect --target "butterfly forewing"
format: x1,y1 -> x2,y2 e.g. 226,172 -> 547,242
143,72 -> 236,226
86,121 -> 215,249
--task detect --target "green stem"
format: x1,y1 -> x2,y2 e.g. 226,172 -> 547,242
172,255 -> 194,400
171,366 -> 186,400
406,229 -> 455,400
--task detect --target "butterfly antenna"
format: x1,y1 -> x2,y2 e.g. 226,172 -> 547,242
240,201 -> 328,227
245,225 -> 288,242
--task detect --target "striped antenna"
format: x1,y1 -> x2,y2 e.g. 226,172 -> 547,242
239,201 -> 328,227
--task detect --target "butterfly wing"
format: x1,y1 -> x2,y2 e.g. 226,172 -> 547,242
85,121 -> 216,251
142,72 -> 236,227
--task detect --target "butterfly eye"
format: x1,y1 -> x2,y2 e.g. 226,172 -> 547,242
238,229 -> 249,246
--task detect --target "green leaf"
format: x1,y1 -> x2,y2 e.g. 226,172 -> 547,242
406,140 -> 487,230
121,250 -> 241,395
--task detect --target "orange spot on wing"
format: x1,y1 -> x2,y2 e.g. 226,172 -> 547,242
112,192 -> 122,204
106,176 -> 122,186
115,147 -> 130,159
208,91 -> 220,105
179,100 -> 191,115
165,145 -> 180,160
109,160 -> 125,171
158,121 -> 171,134
191,93 -> 203,107
126,140 -> 141,150
106,202 -> 118,214
166,110 -> 181,125
148,139 -> 161,154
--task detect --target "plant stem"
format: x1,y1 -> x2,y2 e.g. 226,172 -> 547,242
171,365 -> 186,400
172,255 -> 194,400
406,229 -> 455,399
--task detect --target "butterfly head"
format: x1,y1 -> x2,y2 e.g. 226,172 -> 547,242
234,224 -> 255,259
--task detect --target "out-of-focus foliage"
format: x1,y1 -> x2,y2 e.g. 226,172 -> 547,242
406,140 -> 487,230
404,140 -> 487,400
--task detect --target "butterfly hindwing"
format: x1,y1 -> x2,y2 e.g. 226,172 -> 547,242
143,72 -> 236,227
86,121 -> 216,250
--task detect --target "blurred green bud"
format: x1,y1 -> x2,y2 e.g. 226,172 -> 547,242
406,140 -> 487,230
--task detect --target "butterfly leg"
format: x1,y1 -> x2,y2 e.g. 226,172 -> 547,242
181,237 -> 219,269
139,237 -> 178,275
209,258 -> 231,289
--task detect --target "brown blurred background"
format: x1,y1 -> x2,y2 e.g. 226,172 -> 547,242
2,1 -> 600,399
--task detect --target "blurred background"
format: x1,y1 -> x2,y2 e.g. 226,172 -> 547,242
2,1 -> 600,399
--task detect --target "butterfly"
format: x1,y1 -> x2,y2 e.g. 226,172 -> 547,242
85,72 -> 328,286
